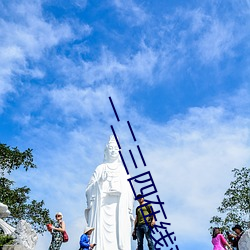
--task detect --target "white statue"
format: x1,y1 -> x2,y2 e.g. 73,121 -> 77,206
0,202 -> 11,218
239,229 -> 250,250
13,220 -> 38,250
0,203 -> 38,250
85,135 -> 134,250
0,202 -> 15,235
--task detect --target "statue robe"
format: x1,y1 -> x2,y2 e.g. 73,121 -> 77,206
85,163 -> 134,250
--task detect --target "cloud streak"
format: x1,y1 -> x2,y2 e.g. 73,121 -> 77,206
0,0 -> 74,110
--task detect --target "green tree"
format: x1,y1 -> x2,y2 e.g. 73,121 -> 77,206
0,143 -> 52,233
210,167 -> 250,232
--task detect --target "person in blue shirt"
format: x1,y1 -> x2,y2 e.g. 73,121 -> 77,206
79,227 -> 96,250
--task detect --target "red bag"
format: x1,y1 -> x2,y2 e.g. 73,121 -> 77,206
62,231 -> 69,242
46,224 -> 52,232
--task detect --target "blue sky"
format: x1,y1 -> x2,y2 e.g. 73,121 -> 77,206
1,0 -> 250,249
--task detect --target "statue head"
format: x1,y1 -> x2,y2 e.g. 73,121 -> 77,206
103,135 -> 121,163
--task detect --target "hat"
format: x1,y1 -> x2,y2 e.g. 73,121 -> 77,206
232,225 -> 243,231
55,212 -> 63,218
84,227 -> 95,234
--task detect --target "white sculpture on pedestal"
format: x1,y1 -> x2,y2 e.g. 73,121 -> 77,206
85,135 -> 134,250
13,220 -> 38,250
239,229 -> 250,250
0,202 -> 38,250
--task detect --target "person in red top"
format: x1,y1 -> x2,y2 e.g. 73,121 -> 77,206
212,227 -> 232,250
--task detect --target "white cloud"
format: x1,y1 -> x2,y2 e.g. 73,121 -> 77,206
0,2 -> 73,58
127,43 -> 158,84
0,45 -> 25,109
48,84 -> 123,120
0,1 -> 74,110
81,46 -> 158,87
159,7 -> 240,67
196,20 -> 235,63
73,0 -> 87,9
188,8 -> 210,33
224,84 -> 250,114
112,0 -> 148,26
232,0 -> 250,14
82,48 -> 127,85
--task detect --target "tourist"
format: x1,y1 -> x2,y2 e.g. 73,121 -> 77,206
226,231 -> 237,249
230,225 -> 244,250
133,194 -> 155,250
211,227 -> 232,250
79,227 -> 96,250
48,212 -> 66,250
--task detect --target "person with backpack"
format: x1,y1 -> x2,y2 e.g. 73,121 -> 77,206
132,194 -> 155,250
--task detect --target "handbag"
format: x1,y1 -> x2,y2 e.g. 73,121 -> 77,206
62,231 -> 69,242
46,224 -> 52,232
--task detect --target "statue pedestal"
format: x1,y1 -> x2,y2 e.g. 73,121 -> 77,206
1,245 -> 26,250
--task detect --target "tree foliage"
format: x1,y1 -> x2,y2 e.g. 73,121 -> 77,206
0,144 -> 36,175
210,167 -> 250,232
0,234 -> 14,246
0,143 -> 52,233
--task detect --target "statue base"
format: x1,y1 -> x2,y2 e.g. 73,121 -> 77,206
1,245 -> 26,250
